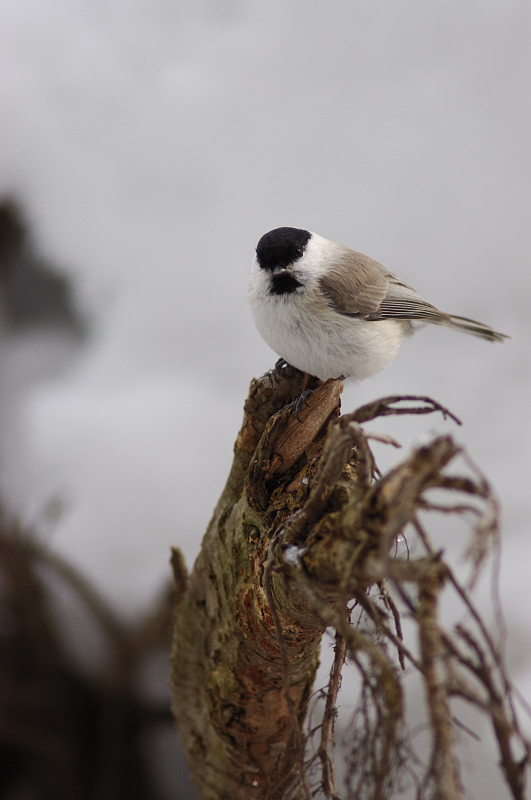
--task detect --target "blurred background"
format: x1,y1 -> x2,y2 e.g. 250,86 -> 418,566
0,1 -> 529,798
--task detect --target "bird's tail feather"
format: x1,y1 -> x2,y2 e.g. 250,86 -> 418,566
436,314 -> 509,343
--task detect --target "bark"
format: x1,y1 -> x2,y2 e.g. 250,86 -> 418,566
170,370 -> 337,800
170,368 -> 530,800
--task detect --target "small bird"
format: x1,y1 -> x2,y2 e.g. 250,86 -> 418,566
248,227 -> 507,383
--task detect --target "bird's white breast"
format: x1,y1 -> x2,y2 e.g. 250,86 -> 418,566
248,239 -> 409,382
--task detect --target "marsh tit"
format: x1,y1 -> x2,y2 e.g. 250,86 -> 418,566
248,227 -> 507,382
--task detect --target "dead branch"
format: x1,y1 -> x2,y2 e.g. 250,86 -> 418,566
170,368 -> 530,800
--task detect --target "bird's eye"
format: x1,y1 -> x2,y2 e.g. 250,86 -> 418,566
295,247 -> 303,257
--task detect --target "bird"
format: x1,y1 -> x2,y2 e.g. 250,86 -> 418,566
248,227 -> 507,383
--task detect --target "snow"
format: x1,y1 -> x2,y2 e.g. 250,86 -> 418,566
284,544 -> 306,568
0,0 -> 529,789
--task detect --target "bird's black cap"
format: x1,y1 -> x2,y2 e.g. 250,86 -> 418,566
255,227 -> 311,270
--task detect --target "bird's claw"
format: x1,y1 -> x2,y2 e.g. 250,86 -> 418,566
293,388 -> 313,422
273,357 -> 297,378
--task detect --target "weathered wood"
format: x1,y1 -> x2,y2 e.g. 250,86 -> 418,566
170,369 -> 341,799
170,369 -> 529,800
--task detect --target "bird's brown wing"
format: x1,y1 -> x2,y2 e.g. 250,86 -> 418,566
319,249 -> 448,322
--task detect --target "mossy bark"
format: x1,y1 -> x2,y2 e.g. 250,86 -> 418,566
170,370 -> 346,799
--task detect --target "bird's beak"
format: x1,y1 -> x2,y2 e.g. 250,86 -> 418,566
272,265 -> 290,275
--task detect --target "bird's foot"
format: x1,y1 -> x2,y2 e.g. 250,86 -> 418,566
292,388 -> 313,421
273,357 -> 297,377
292,376 -> 344,422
